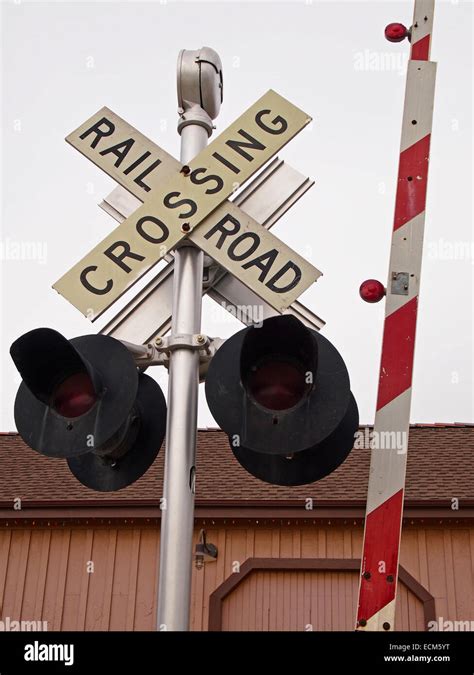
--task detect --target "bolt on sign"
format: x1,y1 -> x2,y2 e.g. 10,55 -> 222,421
54,90 -> 321,318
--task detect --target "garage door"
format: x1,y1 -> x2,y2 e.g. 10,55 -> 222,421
209,559 -> 431,631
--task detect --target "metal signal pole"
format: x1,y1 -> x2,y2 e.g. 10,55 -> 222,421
157,48 -> 223,631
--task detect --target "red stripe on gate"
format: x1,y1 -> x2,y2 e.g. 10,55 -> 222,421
357,489 -> 404,623
411,35 -> 431,61
394,134 -> 431,231
376,297 -> 418,410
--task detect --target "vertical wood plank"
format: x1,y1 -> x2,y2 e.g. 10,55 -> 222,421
61,530 -> 86,630
417,528 -> 430,590
268,530 -> 280,630
400,528 -> 420,579
53,529 -> 71,631
415,593 -> 426,629
110,530 -> 136,631
317,572 -> 325,631
227,529 -> 245,630
451,529 -> 472,620
77,529 -> 94,631
41,530 -> 61,628
3,532 -> 25,621
84,527 -> 110,630
394,585 -> 403,630
244,527 -> 255,631
290,571 -> 299,631
18,530 -> 41,623
401,584 -> 410,629
202,526 -> 225,631
262,571 -> 270,631
255,525 -> 272,558
33,530 -> 51,622
425,529 -> 448,621
125,529 -> 141,631
281,569 -> 290,631
247,571 -> 257,631
303,571 -> 311,630
221,585 -> 230,630
134,528 -> 158,631
351,526 -> 364,558
301,526 -> 317,558
12,530 -> 31,619
0,530 -> 12,616
318,528 -> 327,558
100,529 -> 117,631
442,529 -> 457,619
191,528 -> 205,632
254,555 -> 265,630
469,529 -> 474,620
293,529 -> 301,558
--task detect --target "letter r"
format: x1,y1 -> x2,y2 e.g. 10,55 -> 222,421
79,117 -> 115,149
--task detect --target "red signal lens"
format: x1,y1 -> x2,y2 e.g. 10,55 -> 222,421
247,361 -> 308,411
384,23 -> 408,42
52,372 -> 96,418
359,279 -> 386,303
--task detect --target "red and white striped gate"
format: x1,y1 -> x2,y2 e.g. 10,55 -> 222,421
356,0 -> 437,631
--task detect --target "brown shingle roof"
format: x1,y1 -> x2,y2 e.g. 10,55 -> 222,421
0,426 -> 472,504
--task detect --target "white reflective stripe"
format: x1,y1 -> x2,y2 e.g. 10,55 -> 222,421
384,212 -> 425,317
400,61 -> 436,153
365,389 -> 412,514
410,0 -> 435,48
361,599 -> 397,632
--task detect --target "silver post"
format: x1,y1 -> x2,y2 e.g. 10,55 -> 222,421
157,48 -> 223,631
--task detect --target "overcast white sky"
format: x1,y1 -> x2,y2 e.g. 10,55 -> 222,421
1,0 -> 472,432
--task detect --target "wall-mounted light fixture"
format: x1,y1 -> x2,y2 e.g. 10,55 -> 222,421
194,529 -> 218,570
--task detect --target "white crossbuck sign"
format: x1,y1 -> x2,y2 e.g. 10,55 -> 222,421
54,90 -> 324,335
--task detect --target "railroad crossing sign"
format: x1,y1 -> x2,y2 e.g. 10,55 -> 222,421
98,159 -> 325,345
54,90 -> 322,319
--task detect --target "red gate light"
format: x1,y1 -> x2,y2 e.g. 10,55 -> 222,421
359,279 -> 386,303
385,23 -> 408,43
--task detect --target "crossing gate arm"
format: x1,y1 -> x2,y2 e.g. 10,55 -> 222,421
356,0 -> 437,632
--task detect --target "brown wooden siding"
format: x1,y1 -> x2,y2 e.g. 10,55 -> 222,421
0,523 -> 472,631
